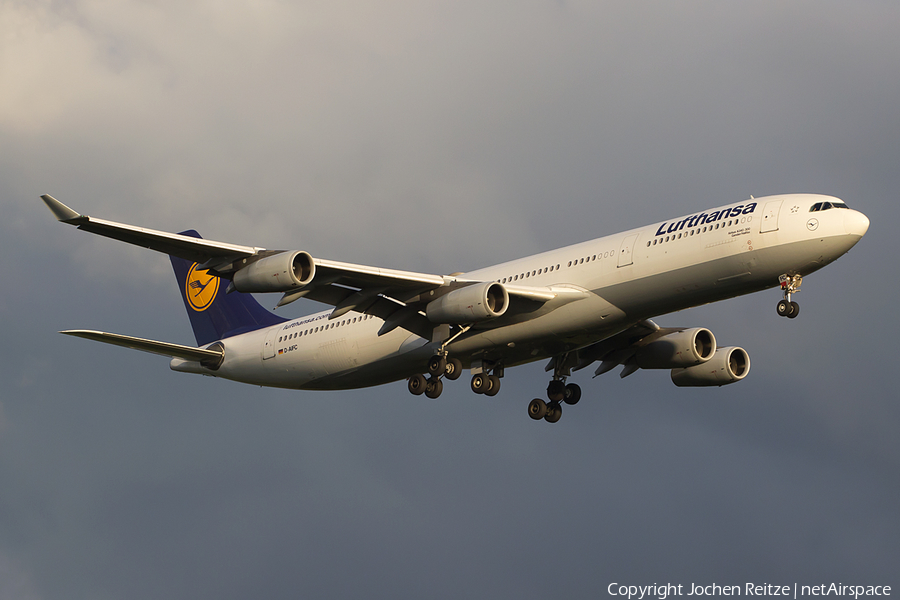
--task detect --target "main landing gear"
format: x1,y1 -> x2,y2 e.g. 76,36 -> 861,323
407,355 -> 463,399
408,345 -> 585,424
527,380 -> 581,424
407,358 -> 500,399
776,274 -> 802,319
526,353 -> 582,423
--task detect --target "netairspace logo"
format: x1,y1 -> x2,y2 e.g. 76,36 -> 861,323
607,583 -> 892,600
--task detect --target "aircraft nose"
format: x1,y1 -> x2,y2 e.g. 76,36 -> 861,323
844,209 -> 870,238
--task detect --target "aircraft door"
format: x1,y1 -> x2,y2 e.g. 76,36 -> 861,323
760,200 -> 782,233
262,327 -> 279,360
617,234 -> 639,267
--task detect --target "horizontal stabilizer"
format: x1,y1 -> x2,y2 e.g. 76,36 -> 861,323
60,330 -> 224,365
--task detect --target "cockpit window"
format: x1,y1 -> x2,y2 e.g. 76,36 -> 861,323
809,200 -> 850,212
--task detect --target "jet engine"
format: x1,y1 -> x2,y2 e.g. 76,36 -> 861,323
232,251 -> 316,293
425,282 -> 509,324
670,346 -> 750,387
634,327 -> 716,369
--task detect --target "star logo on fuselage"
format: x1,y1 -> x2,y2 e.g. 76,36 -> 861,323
186,263 -> 220,311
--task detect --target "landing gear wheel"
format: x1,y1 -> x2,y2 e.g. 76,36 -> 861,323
544,401 -> 562,423
528,398 -> 548,420
777,299 -> 791,317
563,383 -> 582,405
777,274 -> 803,319
471,373 -> 489,394
444,358 -> 463,381
547,380 -> 565,403
408,374 -> 427,396
425,377 -> 443,399
485,375 -> 501,397
427,355 -> 447,377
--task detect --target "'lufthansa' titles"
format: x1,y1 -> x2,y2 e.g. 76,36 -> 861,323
655,202 -> 757,237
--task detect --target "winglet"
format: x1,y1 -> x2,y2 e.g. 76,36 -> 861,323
41,195 -> 83,222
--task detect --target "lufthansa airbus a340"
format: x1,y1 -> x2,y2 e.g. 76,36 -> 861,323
42,193 -> 868,422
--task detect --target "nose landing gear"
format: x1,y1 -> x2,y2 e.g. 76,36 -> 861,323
776,274 -> 802,319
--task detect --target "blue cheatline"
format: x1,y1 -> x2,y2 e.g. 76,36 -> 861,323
170,230 -> 287,346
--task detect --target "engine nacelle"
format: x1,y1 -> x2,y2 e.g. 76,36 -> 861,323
425,282 -> 509,324
635,327 -> 716,369
232,251 -> 315,293
670,346 -> 750,387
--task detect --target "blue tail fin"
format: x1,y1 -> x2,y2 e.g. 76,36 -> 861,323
170,231 -> 287,346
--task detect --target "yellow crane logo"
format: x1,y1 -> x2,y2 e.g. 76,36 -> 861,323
185,263 -> 220,311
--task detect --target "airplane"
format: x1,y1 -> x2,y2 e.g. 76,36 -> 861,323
41,193 -> 869,423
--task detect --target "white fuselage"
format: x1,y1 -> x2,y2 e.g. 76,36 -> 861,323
171,194 -> 868,390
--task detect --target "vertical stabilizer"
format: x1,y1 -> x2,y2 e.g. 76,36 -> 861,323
170,231 -> 287,346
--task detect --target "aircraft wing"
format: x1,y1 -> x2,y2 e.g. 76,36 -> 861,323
41,195 -> 264,265
572,319 -> 690,377
43,195 -> 575,339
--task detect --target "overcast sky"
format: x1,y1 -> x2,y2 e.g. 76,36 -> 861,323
1,1 -> 898,599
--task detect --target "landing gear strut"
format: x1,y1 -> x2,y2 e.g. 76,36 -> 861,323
527,354 -> 582,423
777,274 -> 802,319
407,326 -> 473,399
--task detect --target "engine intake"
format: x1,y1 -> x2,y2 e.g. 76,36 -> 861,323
232,251 -> 315,293
425,282 -> 509,324
670,346 -> 750,387
635,327 -> 716,369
